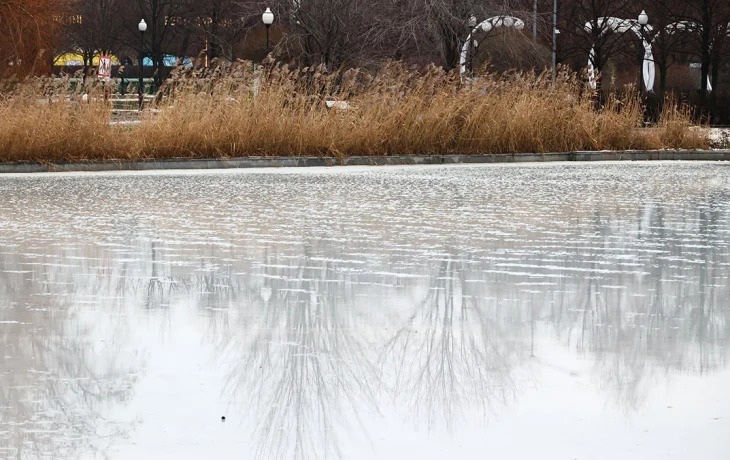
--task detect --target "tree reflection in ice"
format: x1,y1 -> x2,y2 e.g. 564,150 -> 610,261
0,248 -> 139,459
220,246 -> 383,460
211,188 -> 730,458
2,165 -> 730,459
379,256 -> 533,430
536,199 -> 730,410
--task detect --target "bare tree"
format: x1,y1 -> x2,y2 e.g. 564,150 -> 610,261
184,0 -> 246,62
64,0 -> 125,73
642,0 -> 694,97
0,0 -> 65,77
559,0 -> 635,90
677,0 -> 730,111
126,0 -> 191,86
238,0 -> 532,71
398,0 -> 530,70
248,0 -> 392,70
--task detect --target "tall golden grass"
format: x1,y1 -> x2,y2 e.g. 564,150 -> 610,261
0,61 -> 709,163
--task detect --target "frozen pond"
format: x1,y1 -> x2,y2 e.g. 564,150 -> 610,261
1,163 -> 729,459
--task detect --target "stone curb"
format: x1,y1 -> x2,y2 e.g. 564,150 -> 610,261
1,150 -> 730,174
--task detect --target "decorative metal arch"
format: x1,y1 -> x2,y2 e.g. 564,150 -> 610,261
586,19 -> 729,92
660,21 -> 714,91
460,16 -> 526,77
585,18 -> 655,92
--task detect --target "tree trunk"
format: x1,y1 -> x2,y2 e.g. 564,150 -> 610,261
658,63 -> 668,99
82,50 -> 93,84
699,0 -> 711,115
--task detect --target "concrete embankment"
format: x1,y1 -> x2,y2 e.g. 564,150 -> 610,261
1,150 -> 730,174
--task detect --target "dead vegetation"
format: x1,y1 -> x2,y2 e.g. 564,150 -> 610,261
0,61 -> 710,163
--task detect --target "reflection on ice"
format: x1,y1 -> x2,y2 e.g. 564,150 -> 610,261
379,258 -> 532,431
221,254 -> 382,460
1,163 -> 730,459
0,252 -> 138,459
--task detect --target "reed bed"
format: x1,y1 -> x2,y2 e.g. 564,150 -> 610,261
0,61 -> 709,163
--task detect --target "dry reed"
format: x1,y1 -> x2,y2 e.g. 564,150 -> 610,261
0,61 -> 710,163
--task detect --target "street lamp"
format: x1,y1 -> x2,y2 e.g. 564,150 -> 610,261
262,8 -> 274,55
468,15 -> 477,76
138,19 -> 147,110
638,10 -> 648,94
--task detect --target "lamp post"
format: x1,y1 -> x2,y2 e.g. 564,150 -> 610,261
262,8 -> 274,55
138,19 -> 147,110
637,10 -> 648,95
468,15 -> 477,76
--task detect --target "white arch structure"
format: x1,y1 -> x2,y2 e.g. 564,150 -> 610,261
586,19 -> 726,92
585,18 -> 654,91
661,21 -> 715,91
460,16 -> 525,77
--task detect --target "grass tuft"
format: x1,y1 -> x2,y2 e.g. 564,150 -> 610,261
0,61 -> 709,163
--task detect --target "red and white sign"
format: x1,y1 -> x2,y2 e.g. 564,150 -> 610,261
97,56 -> 112,79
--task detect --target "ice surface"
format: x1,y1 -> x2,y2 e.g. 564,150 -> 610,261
0,163 -> 729,459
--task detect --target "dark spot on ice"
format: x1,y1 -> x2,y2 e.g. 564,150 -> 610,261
221,416 -> 226,421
